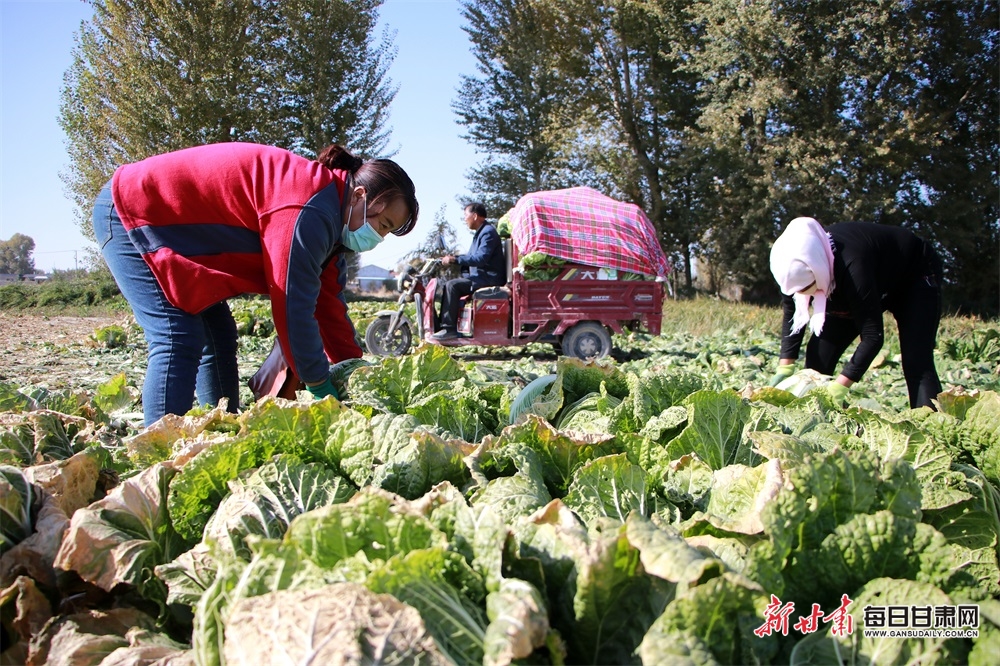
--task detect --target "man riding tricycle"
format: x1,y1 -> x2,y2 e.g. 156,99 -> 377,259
364,187 -> 671,360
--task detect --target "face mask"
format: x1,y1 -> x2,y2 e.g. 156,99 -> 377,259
342,196 -> 385,252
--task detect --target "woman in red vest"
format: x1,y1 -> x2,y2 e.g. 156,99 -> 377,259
93,142 -> 418,426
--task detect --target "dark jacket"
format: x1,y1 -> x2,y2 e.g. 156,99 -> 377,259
457,222 -> 506,288
780,222 -> 940,380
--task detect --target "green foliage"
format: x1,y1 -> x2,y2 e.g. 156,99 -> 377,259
3,306 -> 1000,663
457,0 -> 999,313
90,324 -> 127,349
942,327 -> 1000,365
456,0 -> 580,213
402,204 -> 461,263
0,273 -> 122,309
0,233 -> 36,275
0,465 -> 36,556
60,0 -> 397,237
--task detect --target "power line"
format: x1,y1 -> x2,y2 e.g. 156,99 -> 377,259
32,250 -> 81,270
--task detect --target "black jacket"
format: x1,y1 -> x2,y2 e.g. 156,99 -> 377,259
780,222 -> 940,380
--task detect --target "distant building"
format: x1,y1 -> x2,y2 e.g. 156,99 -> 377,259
0,273 -> 47,285
353,265 -> 394,292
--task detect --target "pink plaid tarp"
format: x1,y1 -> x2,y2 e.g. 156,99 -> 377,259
510,187 -> 670,278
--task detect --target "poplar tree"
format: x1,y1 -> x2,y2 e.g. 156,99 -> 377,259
454,0 -> 579,216
503,0 -> 707,290
685,0 -> 998,305
59,0 -> 396,240
0,234 -> 36,276
457,0 -> 998,310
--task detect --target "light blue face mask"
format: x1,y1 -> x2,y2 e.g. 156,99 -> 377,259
342,196 -> 385,252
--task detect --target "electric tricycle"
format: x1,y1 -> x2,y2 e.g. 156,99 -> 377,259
364,187 -> 671,360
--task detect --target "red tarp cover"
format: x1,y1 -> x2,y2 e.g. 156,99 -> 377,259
510,187 -> 670,279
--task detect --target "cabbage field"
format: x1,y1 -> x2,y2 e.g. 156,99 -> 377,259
1,299 -> 998,665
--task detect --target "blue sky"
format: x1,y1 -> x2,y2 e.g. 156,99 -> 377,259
0,0 -> 481,272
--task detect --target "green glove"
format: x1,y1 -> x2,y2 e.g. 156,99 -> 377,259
306,376 -> 340,400
826,381 -> 849,402
768,364 -> 795,387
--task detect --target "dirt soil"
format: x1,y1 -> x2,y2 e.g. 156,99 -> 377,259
0,311 -> 131,393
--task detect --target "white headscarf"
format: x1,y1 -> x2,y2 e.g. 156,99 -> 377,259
769,217 -> 835,336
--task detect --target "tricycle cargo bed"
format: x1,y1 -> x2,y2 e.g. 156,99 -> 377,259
513,270 -> 664,336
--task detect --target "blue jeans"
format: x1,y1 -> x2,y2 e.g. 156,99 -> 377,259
93,184 -> 240,426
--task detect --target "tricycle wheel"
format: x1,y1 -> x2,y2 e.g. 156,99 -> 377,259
562,322 -> 612,360
365,315 -> 412,357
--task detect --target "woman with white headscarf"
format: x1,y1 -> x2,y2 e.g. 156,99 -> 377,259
768,217 -> 944,409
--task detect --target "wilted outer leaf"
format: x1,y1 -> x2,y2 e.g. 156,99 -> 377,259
27,607 -> 160,666
700,459 -> 784,534
93,627 -> 192,666
223,583 -> 449,666
125,404 -> 240,467
54,463 -> 188,596
23,448 -> 101,516
0,488 -> 69,589
0,575 -> 53,647
484,578 -> 550,666
625,514 -> 724,589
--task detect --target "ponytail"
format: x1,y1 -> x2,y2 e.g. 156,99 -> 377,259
316,144 -> 363,173
315,145 -> 419,237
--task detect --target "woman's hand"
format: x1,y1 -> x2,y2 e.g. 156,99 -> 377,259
305,376 -> 339,400
826,379 -> 851,403
768,364 -> 795,387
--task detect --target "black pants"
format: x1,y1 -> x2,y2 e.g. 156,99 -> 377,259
806,248 -> 943,409
438,277 -> 476,331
